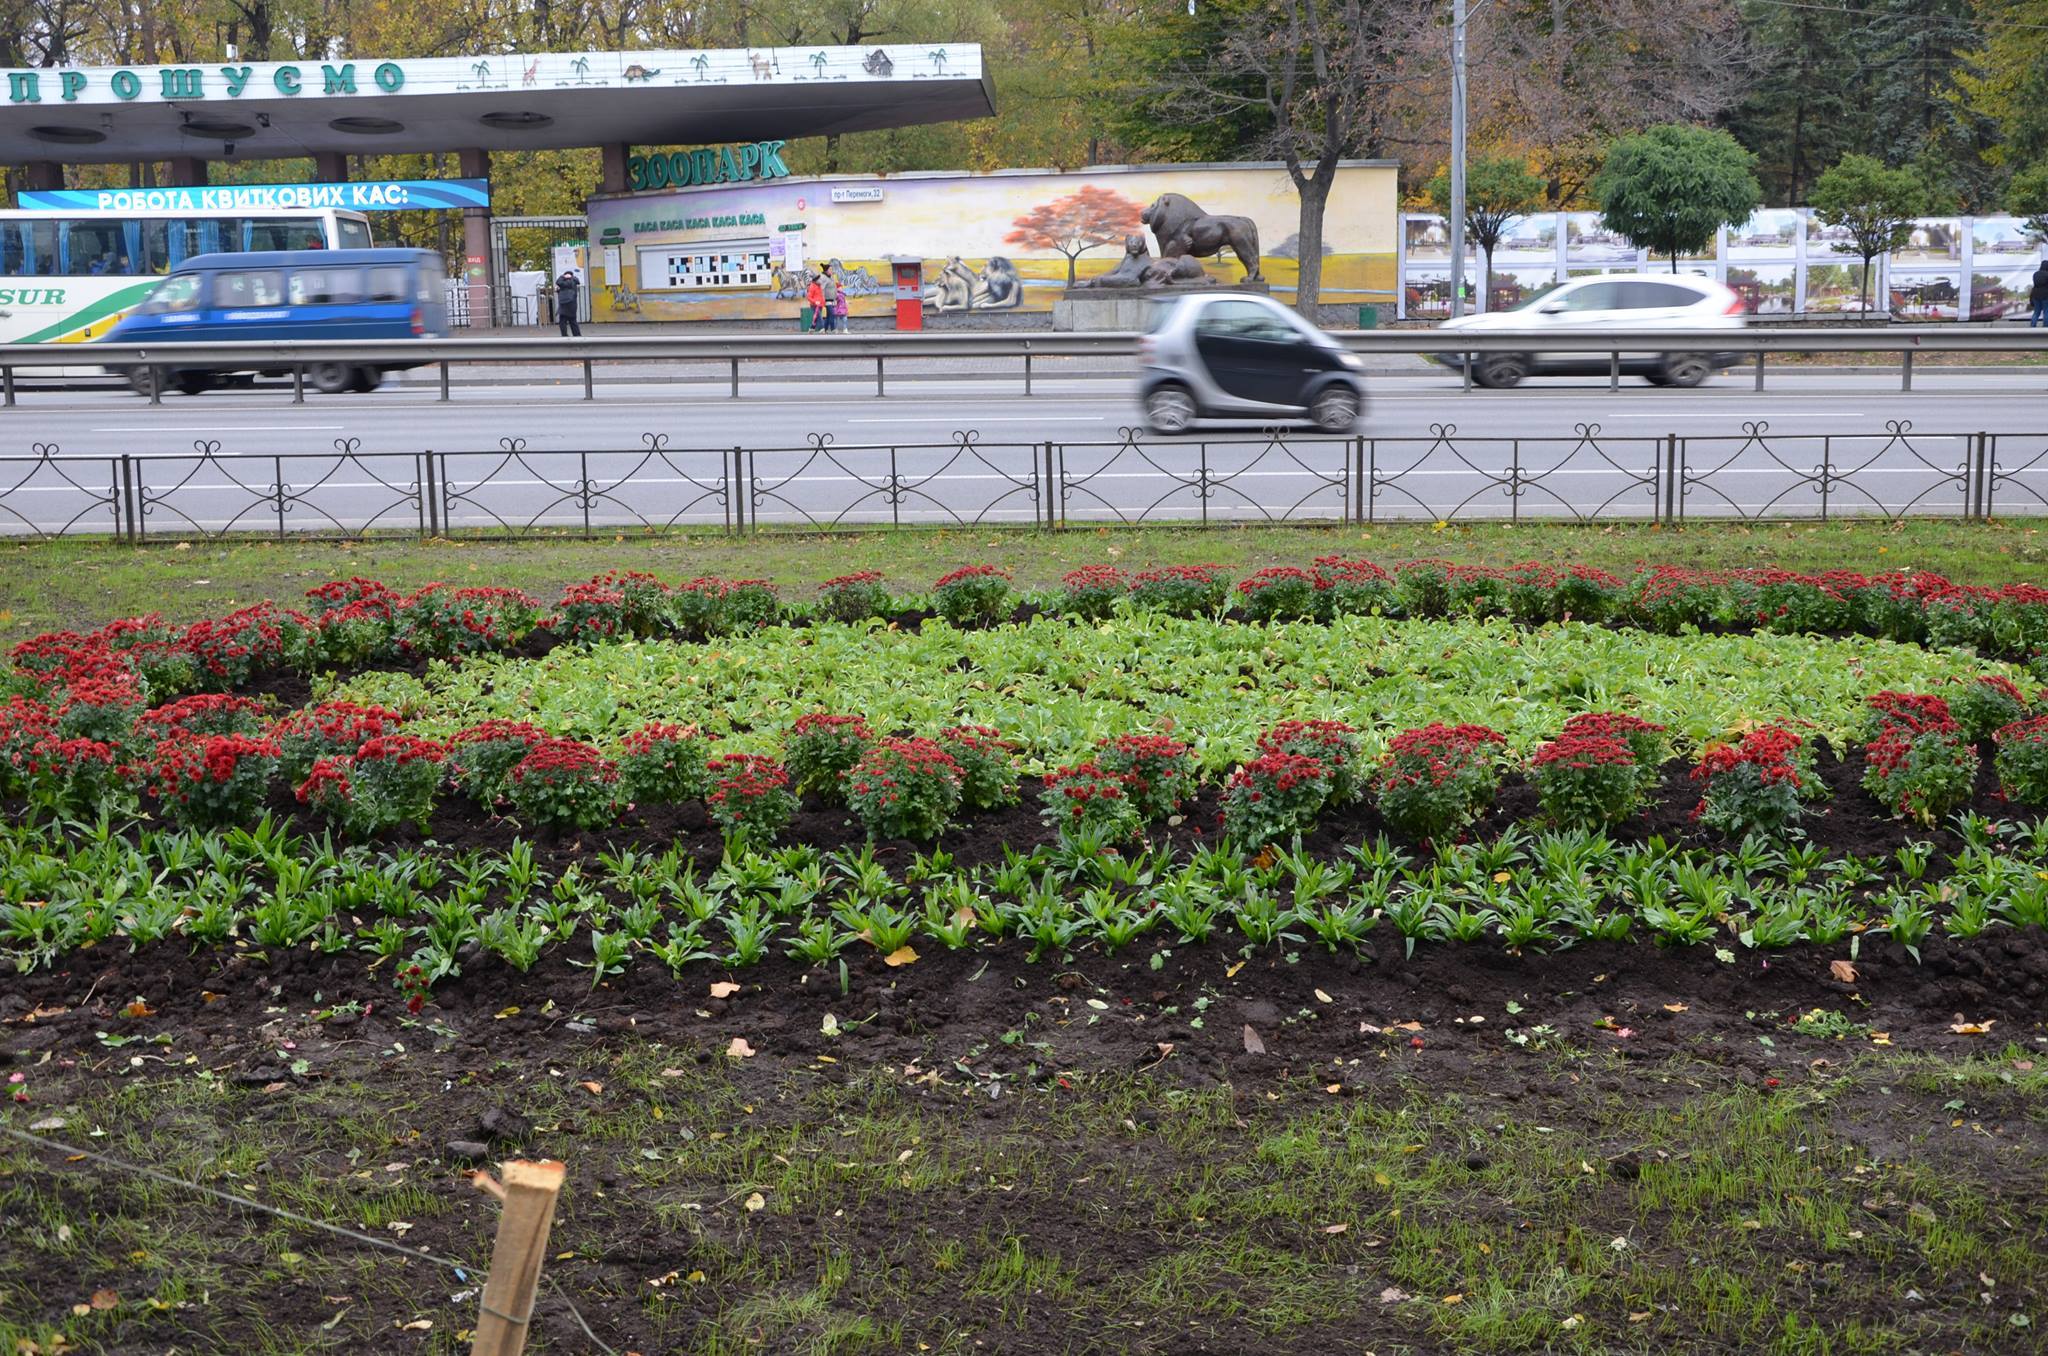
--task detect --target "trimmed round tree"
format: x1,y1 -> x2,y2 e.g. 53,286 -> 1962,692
1593,124 -> 1761,273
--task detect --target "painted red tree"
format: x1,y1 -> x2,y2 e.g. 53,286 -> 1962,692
1005,186 -> 1145,285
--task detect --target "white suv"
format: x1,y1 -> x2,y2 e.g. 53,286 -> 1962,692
1434,273 -> 1747,388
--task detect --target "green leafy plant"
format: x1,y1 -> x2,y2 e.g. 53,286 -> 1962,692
784,713 -> 874,805
1094,732 -> 1197,821
1058,566 -> 1129,620
817,571 -> 891,623
935,725 -> 1018,810
1040,761 -> 1143,843
1530,733 -> 1645,830
1221,751 -> 1331,845
932,565 -> 1014,626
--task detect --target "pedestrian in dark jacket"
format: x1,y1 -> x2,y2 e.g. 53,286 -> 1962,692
556,270 -> 583,337
2030,261 -> 2048,328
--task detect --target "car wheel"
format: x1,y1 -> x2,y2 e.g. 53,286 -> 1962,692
308,362 -> 353,394
1660,353 -> 1711,388
174,372 -> 214,397
348,367 -> 381,393
126,366 -> 164,397
1309,385 -> 1359,433
1143,384 -> 1198,435
1475,354 -> 1528,389
1643,371 -> 1672,387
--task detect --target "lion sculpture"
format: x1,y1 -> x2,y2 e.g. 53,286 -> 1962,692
1074,234 -> 1154,289
1142,193 -> 1262,282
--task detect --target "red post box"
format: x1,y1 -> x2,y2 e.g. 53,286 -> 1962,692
889,257 -> 924,331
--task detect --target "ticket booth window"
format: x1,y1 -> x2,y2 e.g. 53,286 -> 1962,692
641,240 -> 772,291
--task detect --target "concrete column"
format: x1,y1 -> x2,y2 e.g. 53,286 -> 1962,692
166,156 -> 208,187
457,147 -> 492,326
22,161 -> 62,191
600,142 -> 630,195
314,150 -> 347,182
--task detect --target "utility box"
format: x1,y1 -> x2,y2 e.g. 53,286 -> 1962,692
889,257 -> 924,331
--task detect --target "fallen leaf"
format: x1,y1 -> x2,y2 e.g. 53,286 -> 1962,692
1323,1222 -> 1349,1234
660,1067 -> 687,1078
1950,1018 -> 1996,1035
1830,960 -> 1858,984
1392,1020 -> 1422,1032
743,1192 -> 766,1213
1628,1311 -> 1652,1323
1373,1171 -> 1391,1186
1225,961 -> 1245,979
398,1318 -> 432,1331
1662,1002 -> 1689,1014
121,1001 -> 153,1019
493,1006 -> 520,1020
87,1289 -> 119,1311
883,945 -> 919,967
821,1013 -> 841,1037
1442,1293 -> 1464,1305
708,981 -> 740,999
1314,989 -> 1333,1004
727,1037 -> 757,1059
1242,1025 -> 1266,1055
1324,1083 -> 1343,1095
578,1080 -> 604,1096
1378,1286 -> 1409,1304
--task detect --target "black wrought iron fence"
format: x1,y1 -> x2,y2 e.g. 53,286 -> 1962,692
0,421 -> 2036,541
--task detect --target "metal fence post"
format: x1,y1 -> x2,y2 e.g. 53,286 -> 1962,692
731,446 -> 747,533
1820,435 -> 1831,520
1663,434 -> 1678,522
730,357 -> 740,399
1024,353 -> 1033,397
124,454 -> 144,543
439,361 -> 451,402
1978,432 -> 1993,520
1352,436 -> 1364,524
877,357 -> 885,398
274,455 -> 287,540
1901,349 -> 1912,392
1053,441 -> 1066,529
1509,440 -> 1520,523
582,359 -> 594,401
148,368 -> 162,406
2,366 -> 13,406
579,451 -> 592,538
1608,350 -> 1620,393
1365,438 -> 1376,524
1754,352 -> 1765,392
291,365 -> 304,404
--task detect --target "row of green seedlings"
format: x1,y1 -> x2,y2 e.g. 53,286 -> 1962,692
9,793 -> 2046,990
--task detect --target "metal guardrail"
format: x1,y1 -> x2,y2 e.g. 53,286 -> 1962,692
0,421 -> 2038,541
2,325 -> 2045,405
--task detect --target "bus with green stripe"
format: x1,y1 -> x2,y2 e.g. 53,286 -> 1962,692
0,207 -> 373,359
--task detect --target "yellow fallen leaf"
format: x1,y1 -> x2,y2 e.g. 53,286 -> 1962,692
1442,1293 -> 1464,1305
883,945 -> 919,967
1225,961 -> 1245,978
743,1192 -> 766,1213
1373,1171 -> 1391,1187
727,1037 -> 757,1059
1830,959 -> 1858,984
121,1001 -> 153,1019
494,1006 -> 520,1020
1662,1002 -> 1688,1013
1324,1083 -> 1343,1095
398,1318 -> 432,1331
708,981 -> 741,999
687,1270 -> 705,1284
1323,1223 -> 1349,1234
1950,1018 -> 1995,1035
1492,871 -> 1510,883
578,1080 -> 604,1096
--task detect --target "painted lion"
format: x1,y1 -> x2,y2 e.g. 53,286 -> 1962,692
1141,193 -> 1262,282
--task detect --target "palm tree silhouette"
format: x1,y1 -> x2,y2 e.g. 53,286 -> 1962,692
928,47 -> 948,73
809,51 -> 829,77
691,53 -> 710,81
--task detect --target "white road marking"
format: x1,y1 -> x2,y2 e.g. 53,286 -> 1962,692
89,425 -> 346,433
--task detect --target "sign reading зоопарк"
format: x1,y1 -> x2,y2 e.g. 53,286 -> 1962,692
18,180 -> 491,212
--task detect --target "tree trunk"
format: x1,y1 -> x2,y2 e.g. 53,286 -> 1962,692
1482,250 -> 1493,312
1292,176 -> 1329,319
1065,250 -> 1077,286
823,133 -> 840,175
1670,253 -> 1679,273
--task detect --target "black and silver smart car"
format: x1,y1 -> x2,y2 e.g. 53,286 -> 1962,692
1136,292 -> 1366,435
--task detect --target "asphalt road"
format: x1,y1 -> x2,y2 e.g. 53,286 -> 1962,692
2,369 -> 2043,534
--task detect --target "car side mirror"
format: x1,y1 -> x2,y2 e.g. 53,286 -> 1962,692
1537,301 -> 1567,314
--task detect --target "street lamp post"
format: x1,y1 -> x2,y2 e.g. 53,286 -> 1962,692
1448,0 -> 1468,317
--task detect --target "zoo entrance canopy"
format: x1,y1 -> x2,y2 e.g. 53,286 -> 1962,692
0,45 -> 992,164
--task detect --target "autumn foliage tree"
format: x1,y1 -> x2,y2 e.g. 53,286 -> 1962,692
1006,185 -> 1144,285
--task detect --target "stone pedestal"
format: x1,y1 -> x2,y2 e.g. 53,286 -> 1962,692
1051,280 -> 1270,331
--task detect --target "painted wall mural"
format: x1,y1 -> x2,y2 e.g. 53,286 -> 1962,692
586,162 -> 1398,323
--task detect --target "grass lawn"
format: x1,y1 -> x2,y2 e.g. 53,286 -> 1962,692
4,517 -> 2048,642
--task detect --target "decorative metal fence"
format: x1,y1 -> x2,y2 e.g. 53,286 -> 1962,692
0,421 -> 2033,542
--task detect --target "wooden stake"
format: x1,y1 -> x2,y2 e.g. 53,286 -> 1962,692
469,1160 -> 566,1356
